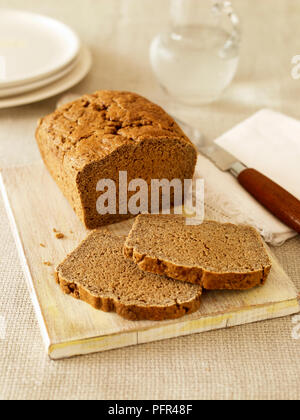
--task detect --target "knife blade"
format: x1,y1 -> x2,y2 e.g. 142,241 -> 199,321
199,143 -> 300,234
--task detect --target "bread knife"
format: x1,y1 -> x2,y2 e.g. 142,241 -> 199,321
199,144 -> 300,234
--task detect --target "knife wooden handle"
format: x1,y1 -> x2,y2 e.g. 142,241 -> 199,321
238,168 -> 300,233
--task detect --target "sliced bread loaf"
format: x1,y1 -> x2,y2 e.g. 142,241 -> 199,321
55,231 -> 202,321
124,215 -> 272,290
36,90 -> 197,229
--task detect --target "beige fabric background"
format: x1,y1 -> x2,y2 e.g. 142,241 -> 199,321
0,0 -> 299,400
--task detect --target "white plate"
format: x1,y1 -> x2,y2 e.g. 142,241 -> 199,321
0,54 -> 79,98
0,46 -> 92,109
0,9 -> 80,88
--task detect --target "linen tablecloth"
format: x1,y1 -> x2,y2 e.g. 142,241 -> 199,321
0,0 -> 299,400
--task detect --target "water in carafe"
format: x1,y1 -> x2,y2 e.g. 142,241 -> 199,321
150,0 -> 240,105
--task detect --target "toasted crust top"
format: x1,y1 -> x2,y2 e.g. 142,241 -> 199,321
36,90 -> 195,170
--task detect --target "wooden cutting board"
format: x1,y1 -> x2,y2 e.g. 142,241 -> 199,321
0,162 -> 299,360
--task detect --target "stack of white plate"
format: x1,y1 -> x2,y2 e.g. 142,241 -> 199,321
0,9 -> 92,109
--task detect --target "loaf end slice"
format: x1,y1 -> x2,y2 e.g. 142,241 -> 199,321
55,231 -> 202,321
124,215 -> 272,290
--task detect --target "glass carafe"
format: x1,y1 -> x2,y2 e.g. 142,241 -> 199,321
150,0 -> 241,105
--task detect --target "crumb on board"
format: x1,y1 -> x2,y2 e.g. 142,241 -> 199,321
55,233 -> 65,239
40,243 -> 46,248
43,261 -> 52,266
52,228 -> 65,239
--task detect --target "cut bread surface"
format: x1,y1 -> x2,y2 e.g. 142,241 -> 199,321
124,215 -> 272,290
55,231 -> 202,321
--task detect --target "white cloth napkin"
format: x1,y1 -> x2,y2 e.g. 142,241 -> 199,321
196,109 -> 300,246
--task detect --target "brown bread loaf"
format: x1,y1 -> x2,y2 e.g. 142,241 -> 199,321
36,90 -> 197,228
124,214 -> 272,290
55,231 -> 202,321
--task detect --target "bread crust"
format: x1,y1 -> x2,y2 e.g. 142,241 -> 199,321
55,271 -> 202,321
36,90 -> 197,228
124,216 -> 272,291
123,246 -> 271,290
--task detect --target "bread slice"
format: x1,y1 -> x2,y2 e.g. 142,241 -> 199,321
124,215 -> 272,290
55,231 -> 202,321
36,90 -> 197,229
